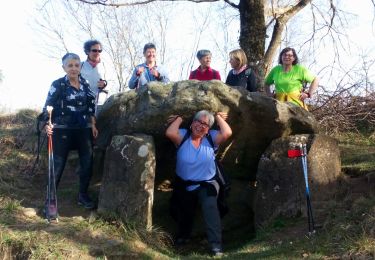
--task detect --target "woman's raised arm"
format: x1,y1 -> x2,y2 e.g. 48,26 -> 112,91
165,115 -> 184,146
214,112 -> 232,145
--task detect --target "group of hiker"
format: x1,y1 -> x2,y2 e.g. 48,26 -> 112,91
41,39 -> 319,256
128,43 -> 260,93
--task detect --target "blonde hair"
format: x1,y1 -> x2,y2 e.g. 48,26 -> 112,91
229,49 -> 248,68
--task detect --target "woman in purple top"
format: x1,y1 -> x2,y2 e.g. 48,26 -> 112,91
165,110 -> 232,256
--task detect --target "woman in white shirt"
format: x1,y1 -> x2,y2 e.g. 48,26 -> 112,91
80,39 -> 108,116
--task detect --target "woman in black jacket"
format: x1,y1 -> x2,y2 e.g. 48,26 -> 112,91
225,49 -> 257,92
43,53 -> 98,212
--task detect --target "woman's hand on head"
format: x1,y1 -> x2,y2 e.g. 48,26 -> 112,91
214,112 -> 232,145
167,115 -> 182,124
165,115 -> 183,146
216,112 -> 228,121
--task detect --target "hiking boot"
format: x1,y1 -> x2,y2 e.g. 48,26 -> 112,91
44,199 -> 57,218
211,248 -> 223,258
78,193 -> 95,209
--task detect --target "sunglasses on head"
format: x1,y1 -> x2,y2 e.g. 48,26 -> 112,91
91,49 -> 102,53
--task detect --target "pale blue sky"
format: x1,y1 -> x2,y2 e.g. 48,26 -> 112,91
0,0 -> 374,112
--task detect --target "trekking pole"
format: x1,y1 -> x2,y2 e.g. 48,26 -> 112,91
29,113 -> 47,176
46,106 -> 58,223
95,89 -> 100,115
95,80 -> 109,116
29,133 -> 47,176
299,143 -> 315,234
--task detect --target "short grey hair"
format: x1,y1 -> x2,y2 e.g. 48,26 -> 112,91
193,110 -> 215,128
196,49 -> 212,60
62,53 -> 81,67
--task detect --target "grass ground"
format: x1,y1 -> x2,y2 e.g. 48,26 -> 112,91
0,109 -> 374,259
337,132 -> 375,177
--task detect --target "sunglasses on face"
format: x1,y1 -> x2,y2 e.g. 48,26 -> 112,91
194,119 -> 210,128
91,49 -> 102,53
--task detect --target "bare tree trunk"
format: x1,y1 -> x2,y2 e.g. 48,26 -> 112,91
237,0 -> 266,90
238,0 -> 266,65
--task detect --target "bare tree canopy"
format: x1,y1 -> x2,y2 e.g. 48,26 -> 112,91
72,0 -> 349,84
76,0 -> 220,6
35,0 -> 179,92
35,0 -> 375,135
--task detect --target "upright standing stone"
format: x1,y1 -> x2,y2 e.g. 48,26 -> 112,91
98,134 -> 155,230
255,134 -> 341,228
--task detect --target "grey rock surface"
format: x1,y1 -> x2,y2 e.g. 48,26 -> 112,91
254,134 -> 341,228
97,81 -> 318,177
97,134 -> 155,229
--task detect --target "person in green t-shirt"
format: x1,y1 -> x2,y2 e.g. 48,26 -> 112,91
264,47 -> 319,110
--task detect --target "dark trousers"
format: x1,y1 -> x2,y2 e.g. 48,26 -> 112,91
175,184 -> 222,250
51,128 -> 93,194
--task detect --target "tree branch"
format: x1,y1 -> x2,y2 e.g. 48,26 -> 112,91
223,0 -> 238,9
263,0 -> 312,73
75,0 -> 221,7
264,6 -> 291,18
281,0 -> 313,21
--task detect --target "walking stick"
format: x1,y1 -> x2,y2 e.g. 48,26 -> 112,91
45,106 -> 58,223
29,117 -> 47,176
299,143 -> 315,234
95,79 -> 108,116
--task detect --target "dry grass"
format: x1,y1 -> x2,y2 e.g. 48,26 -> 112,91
0,109 -> 374,259
0,110 -> 172,259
